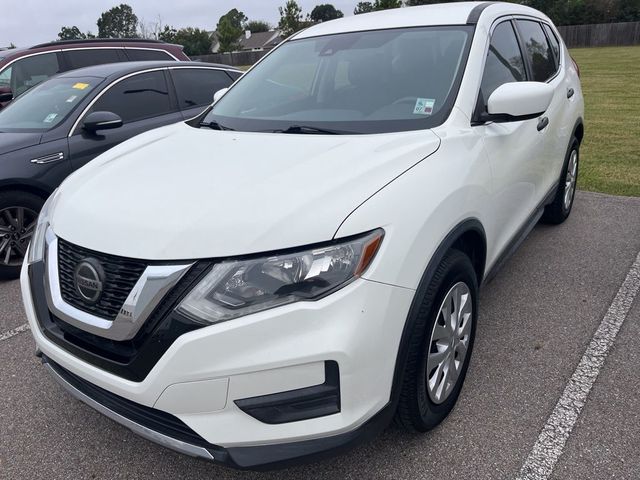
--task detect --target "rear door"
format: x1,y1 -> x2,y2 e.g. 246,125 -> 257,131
168,67 -> 237,119
68,69 -> 183,170
475,19 -> 548,257
513,19 -> 568,194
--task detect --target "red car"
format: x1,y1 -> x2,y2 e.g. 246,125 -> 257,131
0,39 -> 190,109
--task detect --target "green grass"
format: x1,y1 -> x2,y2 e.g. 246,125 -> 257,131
569,46 -> 640,196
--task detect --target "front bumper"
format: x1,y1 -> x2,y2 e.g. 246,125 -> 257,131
22,257 -> 414,467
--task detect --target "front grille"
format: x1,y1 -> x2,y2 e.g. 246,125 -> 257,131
58,238 -> 147,320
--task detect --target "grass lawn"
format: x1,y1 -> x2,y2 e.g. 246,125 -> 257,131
569,46 -> 640,196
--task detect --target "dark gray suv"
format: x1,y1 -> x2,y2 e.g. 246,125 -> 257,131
0,60 -> 241,278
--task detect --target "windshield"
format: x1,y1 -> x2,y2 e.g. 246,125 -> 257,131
0,76 -> 99,132
204,26 -> 473,134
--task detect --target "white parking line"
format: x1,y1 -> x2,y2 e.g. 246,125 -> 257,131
516,250 -> 640,480
0,323 -> 30,342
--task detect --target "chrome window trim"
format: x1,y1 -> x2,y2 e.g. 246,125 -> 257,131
0,49 -> 63,77
123,47 -> 179,61
43,360 -> 214,461
67,66 -> 168,137
44,228 -> 193,341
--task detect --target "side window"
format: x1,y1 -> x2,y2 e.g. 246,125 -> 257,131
516,20 -> 556,81
10,53 -> 61,96
171,68 -> 234,110
89,71 -> 173,124
0,66 -> 11,88
64,49 -> 124,69
542,24 -> 561,69
479,21 -> 526,105
227,70 -> 242,81
126,49 -> 174,61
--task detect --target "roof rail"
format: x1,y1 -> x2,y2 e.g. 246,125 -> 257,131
29,38 -> 167,49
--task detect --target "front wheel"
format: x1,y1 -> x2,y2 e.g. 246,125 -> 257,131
542,138 -> 580,224
395,249 -> 478,431
0,191 -> 44,280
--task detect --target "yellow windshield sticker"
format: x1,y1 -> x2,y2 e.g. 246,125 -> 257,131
72,82 -> 89,90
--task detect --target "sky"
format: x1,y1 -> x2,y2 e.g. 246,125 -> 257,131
0,0 -> 360,48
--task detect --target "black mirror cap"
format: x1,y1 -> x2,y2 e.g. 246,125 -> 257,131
83,111 -> 123,132
471,110 -> 545,126
0,90 -> 13,103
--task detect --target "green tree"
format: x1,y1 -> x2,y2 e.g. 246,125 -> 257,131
58,26 -> 88,40
310,4 -> 344,22
278,0 -> 304,36
216,8 -> 247,53
158,25 -> 178,43
354,2 -> 374,14
374,0 -> 403,9
97,4 -> 139,38
171,28 -> 212,56
245,20 -> 271,33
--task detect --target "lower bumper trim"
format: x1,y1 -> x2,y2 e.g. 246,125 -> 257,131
41,355 -> 394,470
43,357 -> 214,461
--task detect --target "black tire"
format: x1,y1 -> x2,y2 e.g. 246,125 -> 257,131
395,249 -> 478,432
542,137 -> 580,224
0,190 -> 45,280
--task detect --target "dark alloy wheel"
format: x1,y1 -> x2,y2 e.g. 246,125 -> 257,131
0,191 -> 44,279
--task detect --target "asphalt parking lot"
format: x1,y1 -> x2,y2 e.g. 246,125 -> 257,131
1,190 -> 639,480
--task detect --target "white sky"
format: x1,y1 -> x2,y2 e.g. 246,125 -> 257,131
1,0 -> 359,48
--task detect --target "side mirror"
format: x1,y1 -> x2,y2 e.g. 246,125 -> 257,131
82,111 -> 123,133
486,82 -> 553,122
0,86 -> 13,103
213,87 -> 229,104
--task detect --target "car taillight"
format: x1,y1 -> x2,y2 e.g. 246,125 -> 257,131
571,56 -> 580,78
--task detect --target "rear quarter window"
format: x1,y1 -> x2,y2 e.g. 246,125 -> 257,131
126,49 -> 175,61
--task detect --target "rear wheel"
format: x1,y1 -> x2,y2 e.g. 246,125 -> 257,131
0,191 -> 44,279
395,249 -> 478,431
542,137 -> 580,224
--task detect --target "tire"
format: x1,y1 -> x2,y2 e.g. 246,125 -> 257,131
395,249 -> 478,432
542,137 -> 580,225
0,191 -> 45,280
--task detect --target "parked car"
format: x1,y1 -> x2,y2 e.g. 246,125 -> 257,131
22,2 -> 583,470
0,61 -> 241,276
0,39 -> 190,109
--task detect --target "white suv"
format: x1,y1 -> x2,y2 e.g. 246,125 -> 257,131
22,2 -> 583,470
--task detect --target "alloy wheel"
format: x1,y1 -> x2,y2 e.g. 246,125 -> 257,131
426,281 -> 473,404
564,149 -> 578,211
0,206 -> 38,267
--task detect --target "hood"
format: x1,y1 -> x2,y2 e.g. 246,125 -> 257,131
0,131 -> 42,155
51,122 -> 440,260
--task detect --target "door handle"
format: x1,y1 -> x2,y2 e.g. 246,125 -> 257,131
567,88 -> 575,99
537,116 -> 549,131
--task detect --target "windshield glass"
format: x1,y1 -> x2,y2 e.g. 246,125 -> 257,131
0,76 -> 99,132
204,26 -> 473,134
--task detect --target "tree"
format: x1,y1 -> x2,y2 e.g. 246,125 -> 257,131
97,4 -> 139,38
158,25 -> 178,43
373,0 -> 403,9
310,4 -> 344,22
58,26 -> 89,40
279,1 -> 304,36
172,28 -> 212,56
354,2 -> 374,14
245,20 -> 271,33
216,8 -> 247,53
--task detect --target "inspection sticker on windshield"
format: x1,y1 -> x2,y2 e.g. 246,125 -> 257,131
72,82 -> 89,90
413,98 -> 435,115
43,113 -> 58,123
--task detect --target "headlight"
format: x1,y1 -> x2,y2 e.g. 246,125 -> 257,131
26,189 -> 59,264
176,229 -> 384,324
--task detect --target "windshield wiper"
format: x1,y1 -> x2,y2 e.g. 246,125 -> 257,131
199,120 -> 234,131
274,125 -> 353,135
